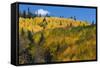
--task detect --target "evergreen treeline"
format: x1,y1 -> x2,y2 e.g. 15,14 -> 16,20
19,8 -> 51,18
19,8 -> 36,18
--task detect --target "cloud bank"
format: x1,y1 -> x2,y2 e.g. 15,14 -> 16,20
35,9 -> 50,16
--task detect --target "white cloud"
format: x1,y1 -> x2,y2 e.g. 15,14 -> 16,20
35,9 -> 50,16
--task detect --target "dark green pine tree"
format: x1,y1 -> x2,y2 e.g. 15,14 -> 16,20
27,31 -> 33,43
23,10 -> 26,18
92,20 -> 95,25
74,16 -> 76,21
27,8 -> 30,18
39,18 -> 47,29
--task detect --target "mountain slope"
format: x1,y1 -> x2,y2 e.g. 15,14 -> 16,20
18,17 -> 96,64
19,17 -> 90,33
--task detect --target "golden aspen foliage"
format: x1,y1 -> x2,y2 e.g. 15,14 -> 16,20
19,16 -> 96,64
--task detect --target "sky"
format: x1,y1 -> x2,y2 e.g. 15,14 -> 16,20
19,4 -> 96,24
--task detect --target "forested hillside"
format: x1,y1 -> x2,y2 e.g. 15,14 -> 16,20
19,17 -> 96,64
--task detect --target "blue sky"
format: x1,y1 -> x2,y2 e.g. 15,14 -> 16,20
19,4 -> 96,23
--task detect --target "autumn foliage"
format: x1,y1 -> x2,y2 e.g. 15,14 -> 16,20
19,17 -> 96,64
